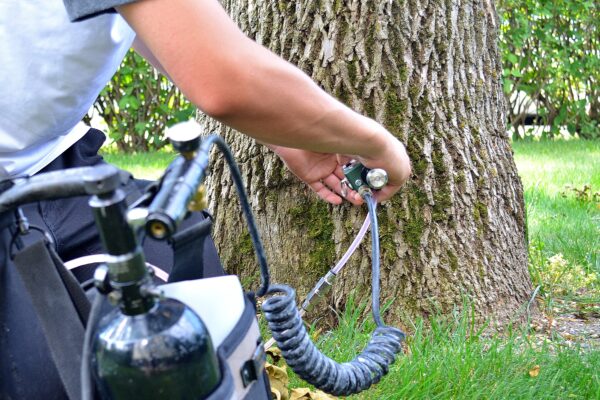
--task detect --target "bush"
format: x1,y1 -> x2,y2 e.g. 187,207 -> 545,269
92,50 -> 195,152
498,0 -> 599,139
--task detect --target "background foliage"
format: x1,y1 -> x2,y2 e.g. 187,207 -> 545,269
92,50 -> 195,152
497,0 -> 599,139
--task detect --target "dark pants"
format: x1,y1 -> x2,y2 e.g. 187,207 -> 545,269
0,129 -> 224,399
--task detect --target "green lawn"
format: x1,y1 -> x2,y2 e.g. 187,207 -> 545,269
325,298 -> 600,400
104,139 -> 600,399
512,140 -> 599,273
103,150 -> 176,181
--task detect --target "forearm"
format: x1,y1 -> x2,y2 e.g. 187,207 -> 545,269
118,0 -> 392,159
206,46 -> 390,157
118,0 -> 411,197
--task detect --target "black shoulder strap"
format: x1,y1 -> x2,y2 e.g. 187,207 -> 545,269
13,239 -> 86,400
47,241 -> 92,324
168,214 -> 213,283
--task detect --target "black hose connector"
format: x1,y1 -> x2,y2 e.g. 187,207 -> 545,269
0,167 -> 100,213
262,284 -> 404,396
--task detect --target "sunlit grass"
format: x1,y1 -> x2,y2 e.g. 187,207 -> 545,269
102,149 -> 175,180
271,296 -> 600,399
512,140 -> 599,273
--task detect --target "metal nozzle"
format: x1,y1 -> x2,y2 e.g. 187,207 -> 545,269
301,271 -> 337,312
166,120 -> 202,157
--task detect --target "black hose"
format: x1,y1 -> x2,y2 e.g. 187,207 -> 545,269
197,136 -> 271,297
365,193 -> 384,327
81,292 -> 104,400
146,135 -> 270,296
215,137 -> 269,296
262,192 -> 405,396
0,167 -> 94,212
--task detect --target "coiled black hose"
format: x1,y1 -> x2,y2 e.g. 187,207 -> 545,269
262,193 -> 405,396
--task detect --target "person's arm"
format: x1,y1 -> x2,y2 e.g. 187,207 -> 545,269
132,36 -> 171,79
117,0 -> 410,202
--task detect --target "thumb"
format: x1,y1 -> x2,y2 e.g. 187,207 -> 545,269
336,154 -> 354,166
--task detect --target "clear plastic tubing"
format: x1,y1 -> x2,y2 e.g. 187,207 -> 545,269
331,204 -> 375,275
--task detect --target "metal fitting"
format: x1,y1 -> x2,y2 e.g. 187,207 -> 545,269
366,168 -> 388,190
301,271 -> 337,312
94,263 -> 112,295
358,185 -> 373,199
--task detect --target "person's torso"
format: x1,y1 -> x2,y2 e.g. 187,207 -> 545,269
0,0 -> 135,177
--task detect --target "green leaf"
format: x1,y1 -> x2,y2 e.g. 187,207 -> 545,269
135,122 -> 147,134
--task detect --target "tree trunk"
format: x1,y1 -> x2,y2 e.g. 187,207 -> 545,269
198,0 -> 531,326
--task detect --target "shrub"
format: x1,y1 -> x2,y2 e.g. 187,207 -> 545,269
498,0 -> 599,139
92,50 -> 195,152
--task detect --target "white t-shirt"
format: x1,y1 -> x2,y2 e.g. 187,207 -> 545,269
0,1 -> 135,177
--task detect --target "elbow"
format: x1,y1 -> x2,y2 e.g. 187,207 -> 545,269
184,53 -> 254,121
192,90 -> 240,121
190,75 -> 258,122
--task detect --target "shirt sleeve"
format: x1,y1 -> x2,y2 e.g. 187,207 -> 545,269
62,0 -> 140,21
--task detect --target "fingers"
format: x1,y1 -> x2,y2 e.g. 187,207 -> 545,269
356,137 -> 412,202
336,154 -> 353,168
322,174 -> 363,206
371,184 -> 402,203
334,164 -> 345,180
309,180 -> 343,205
308,174 -> 364,206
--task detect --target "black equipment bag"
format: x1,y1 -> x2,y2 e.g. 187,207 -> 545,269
0,209 -> 73,399
0,208 -> 273,400
203,294 -> 272,400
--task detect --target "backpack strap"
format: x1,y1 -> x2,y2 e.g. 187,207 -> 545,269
13,238 -> 86,400
47,240 -> 91,324
168,212 -> 213,283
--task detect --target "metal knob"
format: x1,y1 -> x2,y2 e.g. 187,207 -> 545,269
366,168 -> 388,190
166,120 -> 203,156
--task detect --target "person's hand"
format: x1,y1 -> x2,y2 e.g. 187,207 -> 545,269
269,131 -> 411,205
354,133 -> 411,203
270,146 -> 364,205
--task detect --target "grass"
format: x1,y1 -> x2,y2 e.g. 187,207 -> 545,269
106,139 -> 600,399
512,140 -> 599,272
513,140 -> 599,318
102,149 -> 175,180
274,297 -> 600,399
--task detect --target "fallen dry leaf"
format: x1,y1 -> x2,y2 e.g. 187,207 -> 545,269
271,388 -> 283,400
311,328 -> 323,342
266,363 -> 290,400
529,365 -> 540,378
290,388 -> 338,400
267,346 -> 283,364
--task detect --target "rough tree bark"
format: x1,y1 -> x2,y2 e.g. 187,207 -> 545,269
198,0 -> 532,326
